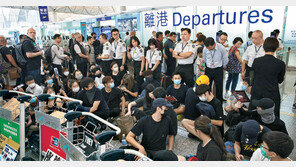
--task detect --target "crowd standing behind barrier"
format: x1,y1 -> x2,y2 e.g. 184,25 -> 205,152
0,26 -> 294,161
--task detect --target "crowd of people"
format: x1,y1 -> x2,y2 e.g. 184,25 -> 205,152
0,26 -> 294,161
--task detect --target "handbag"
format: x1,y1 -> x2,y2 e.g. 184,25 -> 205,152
8,67 -> 20,80
114,116 -> 135,141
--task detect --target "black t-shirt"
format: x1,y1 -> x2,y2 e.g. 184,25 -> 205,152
207,97 -> 224,137
196,140 -> 225,161
234,122 -> 271,157
112,71 -> 125,87
101,87 -> 123,109
259,117 -> 288,135
184,88 -> 201,120
0,45 -> 11,63
22,38 -> 41,71
123,83 -> 139,101
164,39 -> 175,62
77,88 -> 109,117
131,115 -> 176,151
166,84 -> 189,104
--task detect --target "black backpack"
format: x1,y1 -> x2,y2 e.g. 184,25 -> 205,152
225,110 -> 242,127
15,43 -> 27,66
224,125 -> 237,142
160,74 -> 173,90
44,44 -> 57,64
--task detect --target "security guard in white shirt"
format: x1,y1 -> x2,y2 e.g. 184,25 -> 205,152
97,33 -> 113,76
111,28 -> 127,72
146,38 -> 162,82
127,36 -> 145,86
173,28 -> 195,87
242,30 -> 265,83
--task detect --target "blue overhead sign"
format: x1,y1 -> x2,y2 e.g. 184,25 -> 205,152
97,16 -> 112,22
38,6 -> 49,22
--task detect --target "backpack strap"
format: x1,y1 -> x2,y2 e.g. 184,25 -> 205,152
51,44 -> 58,61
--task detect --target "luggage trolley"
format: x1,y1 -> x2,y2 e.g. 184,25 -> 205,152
35,94 -> 83,161
0,90 -> 34,160
59,110 -> 121,161
100,149 -> 152,161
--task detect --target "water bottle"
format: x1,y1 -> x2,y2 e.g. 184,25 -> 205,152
122,134 -> 127,146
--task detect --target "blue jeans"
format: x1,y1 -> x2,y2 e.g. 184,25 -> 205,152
226,73 -> 239,92
27,69 -> 41,85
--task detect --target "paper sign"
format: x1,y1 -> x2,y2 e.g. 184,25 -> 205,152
43,149 -> 66,161
0,144 -> 18,161
2,98 -> 29,121
50,111 -> 66,124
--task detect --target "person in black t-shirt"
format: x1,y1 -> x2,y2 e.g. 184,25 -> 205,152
126,98 -> 176,159
166,72 -> 188,114
77,77 -> 110,126
22,28 -> 43,85
238,98 -> 288,135
110,62 -> 125,87
119,74 -> 139,107
182,84 -> 224,138
141,70 -> 160,92
164,32 -> 177,77
179,115 -> 226,161
234,120 -> 271,161
101,76 -> 125,118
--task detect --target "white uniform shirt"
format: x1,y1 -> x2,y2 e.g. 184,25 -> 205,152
51,44 -> 67,65
26,84 -> 43,96
102,41 -> 113,61
112,39 -> 127,60
173,40 -> 195,65
146,49 -> 162,68
130,46 -> 144,61
242,44 -> 265,67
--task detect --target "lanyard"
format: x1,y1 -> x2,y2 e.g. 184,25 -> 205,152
255,45 -> 262,55
149,50 -> 156,68
181,42 -> 188,52
209,49 -> 216,67
114,41 -> 118,51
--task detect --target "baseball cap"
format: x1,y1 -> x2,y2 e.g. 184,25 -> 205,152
196,75 -> 210,85
241,120 -> 261,145
153,150 -> 178,161
152,98 -> 173,109
252,98 -> 274,110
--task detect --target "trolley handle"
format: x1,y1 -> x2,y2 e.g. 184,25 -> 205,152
100,149 -> 152,161
37,93 -> 82,104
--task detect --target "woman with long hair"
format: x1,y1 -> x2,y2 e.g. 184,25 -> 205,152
193,115 -> 227,161
119,73 -> 139,107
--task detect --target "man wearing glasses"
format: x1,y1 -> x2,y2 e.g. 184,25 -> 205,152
22,28 -> 44,85
218,32 -> 229,48
111,28 -> 127,72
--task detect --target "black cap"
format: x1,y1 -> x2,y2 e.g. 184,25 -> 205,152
241,120 -> 261,145
153,150 -> 178,161
252,98 -> 274,110
152,98 -> 173,109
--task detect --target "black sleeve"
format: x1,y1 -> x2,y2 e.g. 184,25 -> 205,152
1,47 -> 11,62
168,117 -> 177,136
131,117 -> 145,136
234,123 -> 243,142
22,40 -> 35,53
76,91 -> 83,101
132,83 -> 139,93
116,88 -> 124,98
278,61 -> 286,84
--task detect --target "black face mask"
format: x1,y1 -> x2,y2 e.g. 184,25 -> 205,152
161,109 -> 168,120
96,74 -> 102,78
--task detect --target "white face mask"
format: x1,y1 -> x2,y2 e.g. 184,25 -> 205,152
64,71 -> 69,76
29,83 -> 36,89
113,67 -> 119,72
72,87 -> 80,93
199,95 -> 207,102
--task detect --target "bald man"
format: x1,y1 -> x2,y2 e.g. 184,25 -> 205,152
241,30 -> 265,83
22,28 -> 43,84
